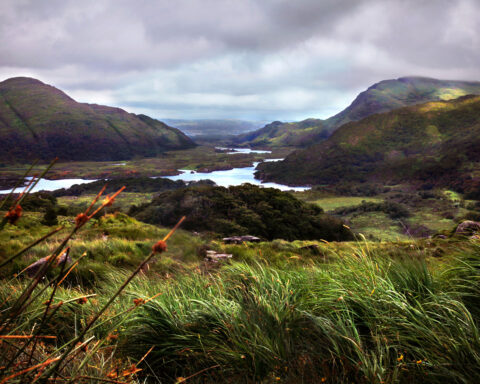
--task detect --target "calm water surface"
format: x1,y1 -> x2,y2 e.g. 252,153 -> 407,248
164,161 -> 309,192
0,150 -> 310,193
215,147 -> 272,154
0,177 -> 97,194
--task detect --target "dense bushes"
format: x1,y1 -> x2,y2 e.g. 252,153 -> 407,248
1,191 -> 57,211
327,182 -> 391,196
53,177 -> 215,196
130,184 -> 353,241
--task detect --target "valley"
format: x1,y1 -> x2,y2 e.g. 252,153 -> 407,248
2,75 -> 480,384
3,2 -> 480,383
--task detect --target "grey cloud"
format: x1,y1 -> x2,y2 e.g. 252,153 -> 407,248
0,0 -> 479,120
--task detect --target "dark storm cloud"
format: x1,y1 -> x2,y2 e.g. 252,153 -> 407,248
0,0 -> 479,120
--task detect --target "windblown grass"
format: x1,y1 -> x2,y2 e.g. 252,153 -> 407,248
2,223 -> 479,382
118,240 -> 480,383
2,164 -> 479,383
0,166 -> 187,383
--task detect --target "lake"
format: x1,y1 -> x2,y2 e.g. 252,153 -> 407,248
215,147 -> 272,154
0,177 -> 98,194
164,162 -> 309,192
0,150 -> 310,193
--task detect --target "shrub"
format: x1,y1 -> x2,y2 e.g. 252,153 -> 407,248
130,184 -> 353,241
41,205 -> 58,226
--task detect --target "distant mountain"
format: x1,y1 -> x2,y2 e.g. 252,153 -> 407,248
233,118 -> 327,147
164,118 -> 266,138
0,77 -> 195,162
256,95 -> 480,193
235,77 -> 480,147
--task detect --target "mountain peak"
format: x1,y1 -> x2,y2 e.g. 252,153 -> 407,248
0,77 -> 195,161
0,76 -> 46,86
234,76 -> 480,148
257,94 -> 480,188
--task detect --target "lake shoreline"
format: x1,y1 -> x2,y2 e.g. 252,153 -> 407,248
0,147 -> 308,193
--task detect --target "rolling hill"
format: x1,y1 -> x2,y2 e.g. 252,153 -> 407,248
0,77 -> 195,162
256,95 -> 480,194
234,76 -> 480,147
233,118 -> 327,147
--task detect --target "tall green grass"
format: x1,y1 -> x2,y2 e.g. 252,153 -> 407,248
118,241 -> 480,383
3,182 -> 480,383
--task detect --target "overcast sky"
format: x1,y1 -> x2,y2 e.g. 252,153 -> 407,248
1,0 -> 479,121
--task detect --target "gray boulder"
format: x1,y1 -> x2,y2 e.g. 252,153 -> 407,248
455,220 -> 480,236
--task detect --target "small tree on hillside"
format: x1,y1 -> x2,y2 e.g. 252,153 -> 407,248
42,205 -> 58,226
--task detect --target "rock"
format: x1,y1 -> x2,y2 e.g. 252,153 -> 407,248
23,247 -> 71,278
222,235 -> 261,244
455,220 -> 480,236
204,250 -> 233,263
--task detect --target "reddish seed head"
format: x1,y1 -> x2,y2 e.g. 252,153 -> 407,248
133,298 -> 146,306
5,205 -> 22,225
75,213 -> 89,227
152,240 -> 167,254
77,297 -> 88,305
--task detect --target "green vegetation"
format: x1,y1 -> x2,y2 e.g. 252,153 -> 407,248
52,176 -> 211,196
294,185 -> 476,241
304,196 -> 383,211
0,146 -> 293,182
234,76 -> 480,148
129,184 -> 354,241
0,211 -> 203,282
3,76 -> 480,382
2,207 -> 480,383
0,77 -> 195,162
121,243 -> 480,383
233,118 -> 328,148
258,95 -> 480,192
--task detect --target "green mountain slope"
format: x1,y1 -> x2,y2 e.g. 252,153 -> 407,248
233,118 -> 327,147
256,95 -> 480,193
235,77 -> 480,147
0,77 -> 195,161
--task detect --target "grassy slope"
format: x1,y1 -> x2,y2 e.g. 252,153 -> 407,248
0,77 -> 195,161
257,95 -> 480,187
233,118 -> 327,148
234,76 -> 480,148
2,211 -> 480,383
294,185 -> 473,241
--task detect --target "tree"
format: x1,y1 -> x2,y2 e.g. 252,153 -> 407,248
42,205 -> 58,226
